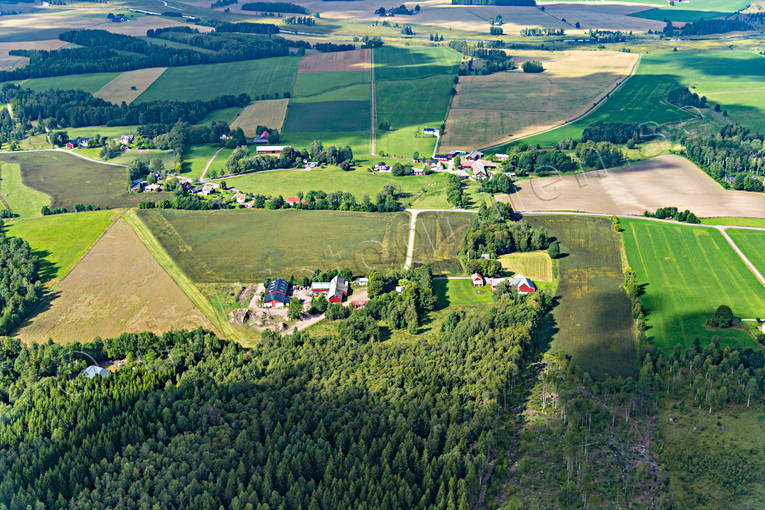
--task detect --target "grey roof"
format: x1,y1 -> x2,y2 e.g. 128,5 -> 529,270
264,279 -> 290,303
83,365 -> 109,379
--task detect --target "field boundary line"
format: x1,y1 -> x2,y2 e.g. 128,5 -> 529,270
480,53 -> 643,151
123,210 -> 234,339
718,226 -> 765,287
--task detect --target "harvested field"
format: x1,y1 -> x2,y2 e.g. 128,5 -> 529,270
525,215 -> 636,379
502,155 -> 765,218
230,99 -> 289,136
442,50 -> 638,150
622,219 -> 764,351
0,150 -> 171,210
0,39 -> 66,70
298,48 -> 370,73
14,219 -> 212,344
137,208 -> 410,282
412,211 -> 474,274
542,3 -> 665,31
499,251 -> 553,282
94,67 -> 167,105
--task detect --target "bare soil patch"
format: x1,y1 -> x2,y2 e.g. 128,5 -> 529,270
500,154 -> 765,218
94,67 -> 167,104
298,48 -> 371,73
230,99 -> 289,136
442,50 -> 638,150
15,219 -> 212,344
541,3 -> 665,31
0,39 -> 66,70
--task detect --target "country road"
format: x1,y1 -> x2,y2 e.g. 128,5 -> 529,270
200,147 -> 223,182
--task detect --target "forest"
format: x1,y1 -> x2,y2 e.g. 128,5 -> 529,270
240,1 -> 309,13
0,269 -> 552,508
147,27 -> 305,57
461,203 -> 550,258
0,222 -> 42,336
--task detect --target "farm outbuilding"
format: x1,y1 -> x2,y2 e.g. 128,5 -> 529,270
264,279 -> 290,307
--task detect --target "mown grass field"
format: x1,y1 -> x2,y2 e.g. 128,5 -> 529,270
14,219 -> 213,344
434,278 -> 494,308
292,71 -> 370,102
93,67 -> 167,104
22,72 -> 120,93
526,215 -> 636,379
374,45 -> 461,81
3,210 -> 115,281
185,144 -> 231,180
702,217 -> 765,228
0,162 -> 50,217
621,219 -> 765,351
137,208 -> 410,282
412,211 -> 474,274
726,228 -> 765,276
224,166 -> 453,208
500,251 -> 553,282
0,151 -> 169,210
230,99 -> 289,136
135,56 -> 300,103
511,50 -> 765,148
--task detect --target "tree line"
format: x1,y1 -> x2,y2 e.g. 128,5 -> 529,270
0,222 -> 42,335
146,26 -> 299,60
241,1 -> 309,13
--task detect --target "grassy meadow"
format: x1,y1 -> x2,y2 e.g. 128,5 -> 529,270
526,215 -> 637,379
434,278 -> 494,308
134,56 -> 300,103
0,151 -> 170,210
726,228 -> 765,276
412,211 -> 475,274
22,72 -> 120,93
291,71 -> 370,102
230,99 -> 289,136
137,208 -> 410,282
185,144 -> 231,180
701,217 -> 765,228
224,166 -> 453,208
621,220 -> 765,351
3,210 -> 115,281
0,162 -> 50,217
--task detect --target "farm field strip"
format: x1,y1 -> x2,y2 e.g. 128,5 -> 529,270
22,72 -> 121,93
621,219 -> 765,352
230,99 -> 289,136
93,67 -> 167,104
0,162 -> 50,217
725,228 -> 765,282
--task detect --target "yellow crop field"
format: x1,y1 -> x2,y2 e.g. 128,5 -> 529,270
94,67 -> 167,104
230,99 -> 289,136
499,251 -> 553,282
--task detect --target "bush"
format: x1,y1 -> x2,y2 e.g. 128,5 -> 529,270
521,60 -> 544,73
326,302 -> 351,320
707,305 -> 734,328
547,241 -> 560,259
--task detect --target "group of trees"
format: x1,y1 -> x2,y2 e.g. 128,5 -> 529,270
587,29 -> 629,43
0,223 -> 42,335
0,261 -> 552,508
241,1 -> 309,13
520,27 -> 563,37
582,121 -> 657,145
667,86 -> 707,108
644,206 -> 700,224
521,60 -> 544,73
575,140 -> 624,169
662,18 -> 754,36
508,147 -> 576,175
225,141 -> 354,175
478,173 -> 513,194
446,174 -> 466,208
361,266 -> 436,334
41,203 -> 102,216
146,26 -> 299,61
244,185 -> 402,213
462,203 -> 551,258
682,124 -> 765,192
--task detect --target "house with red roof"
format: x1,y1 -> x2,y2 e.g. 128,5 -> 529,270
471,273 -> 484,287
310,275 -> 349,303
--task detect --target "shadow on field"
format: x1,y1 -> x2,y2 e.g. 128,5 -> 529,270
13,288 -> 62,334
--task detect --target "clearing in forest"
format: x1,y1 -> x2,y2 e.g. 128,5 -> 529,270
137,208 -> 410,282
442,50 -> 638,150
13,219 -> 213,344
298,48 -> 371,73
621,219 -> 765,351
94,67 -> 167,104
502,155 -> 765,218
230,99 -> 289,137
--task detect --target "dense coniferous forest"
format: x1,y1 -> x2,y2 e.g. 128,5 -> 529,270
582,121 -> 657,145
683,124 -> 765,191
0,268 -> 551,508
213,21 -> 281,34
0,222 -> 42,336
240,1 -> 309,13
147,27 -> 303,57
667,87 -> 707,109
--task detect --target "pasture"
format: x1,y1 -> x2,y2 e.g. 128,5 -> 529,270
702,217 -> 765,228
137,208 -> 410,282
502,155 -> 765,218
134,56 -> 300,103
525,215 -> 637,379
726,229 -> 765,276
374,45 -> 461,81
280,130 -> 371,157
225,166 -> 453,209
22,72 -> 120,93
434,278 -> 493,308
230,99 -> 289,136
0,162 -> 50,217
0,151 -> 169,210
283,100 -> 370,132
621,219 -> 765,351
3,209 -> 115,281
442,50 -> 638,150
292,71 -> 370,103
412,211 -> 475,274
93,67 -> 167,104
13,219 -> 213,344
185,145 -> 231,180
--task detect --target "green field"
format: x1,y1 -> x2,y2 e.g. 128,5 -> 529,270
185,144 -> 231,180
0,151 -> 170,210
727,228 -> 765,276
413,211 -> 474,274
374,45 -> 461,81
283,100 -> 370,132
0,162 -> 50,217
526,215 -> 637,379
292,71 -> 370,103
622,220 -> 765,351
434,278 -> 494,308
134,56 -> 300,103
224,165 -> 453,208
22,72 -> 121,93
280,130 -> 372,157
137,208 -> 410,282
505,50 -> 765,148
702,217 -> 765,228
195,106 -> 243,125
3,210 -> 115,281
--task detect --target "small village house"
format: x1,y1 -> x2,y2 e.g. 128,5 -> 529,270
120,134 -> 134,144
423,128 -> 439,136
310,275 -> 349,303
256,145 -> 287,155
471,273 -> 484,287
495,153 -> 510,161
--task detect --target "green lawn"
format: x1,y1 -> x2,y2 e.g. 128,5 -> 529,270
727,229 -> 765,277
185,144 -> 231,180
434,278 -> 494,308
134,56 -> 300,103
22,72 -> 120,93
3,210 -> 115,281
621,219 -> 765,352
506,50 -> 765,148
0,162 -> 51,217
224,166 -> 453,208
702,217 -> 765,228
137,208 -> 410,282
